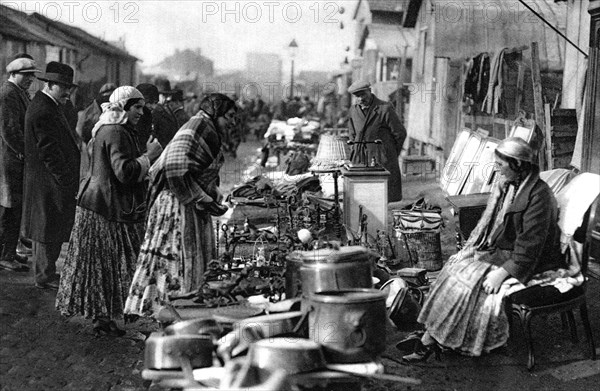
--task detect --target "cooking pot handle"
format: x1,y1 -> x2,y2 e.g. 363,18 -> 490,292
346,311 -> 368,347
178,354 -> 202,388
291,305 -> 312,335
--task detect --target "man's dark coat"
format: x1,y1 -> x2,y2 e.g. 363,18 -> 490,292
21,91 -> 80,242
348,96 -> 407,202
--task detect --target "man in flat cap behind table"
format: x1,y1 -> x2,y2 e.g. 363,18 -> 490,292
22,61 -> 81,290
0,55 -> 40,272
347,80 -> 407,202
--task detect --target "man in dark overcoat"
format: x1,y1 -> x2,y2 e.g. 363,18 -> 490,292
152,78 -> 189,147
0,56 -> 40,272
347,80 -> 407,202
22,62 -> 80,290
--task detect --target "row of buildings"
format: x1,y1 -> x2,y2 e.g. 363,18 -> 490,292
336,0 -> 598,173
0,3 -> 137,109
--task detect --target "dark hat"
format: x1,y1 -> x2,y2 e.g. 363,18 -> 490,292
6,58 -> 41,73
37,61 -> 77,87
154,78 -> 175,94
348,80 -> 371,95
171,89 -> 184,102
98,82 -> 117,96
136,83 -> 159,103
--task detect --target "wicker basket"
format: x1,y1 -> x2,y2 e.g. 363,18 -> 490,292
395,229 -> 443,271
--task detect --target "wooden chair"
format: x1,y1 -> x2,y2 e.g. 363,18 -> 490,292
506,194 -> 599,370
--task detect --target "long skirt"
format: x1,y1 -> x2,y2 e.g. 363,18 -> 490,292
417,248 -> 511,356
124,189 -> 214,317
56,207 -> 144,320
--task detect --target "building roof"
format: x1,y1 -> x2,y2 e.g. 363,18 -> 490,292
0,4 -> 137,61
29,13 -> 137,61
0,13 -> 49,44
0,4 -> 76,50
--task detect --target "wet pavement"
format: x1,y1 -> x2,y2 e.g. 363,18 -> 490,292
1,140 -> 599,390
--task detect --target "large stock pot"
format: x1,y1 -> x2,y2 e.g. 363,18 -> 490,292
286,246 -> 375,297
307,289 -> 387,363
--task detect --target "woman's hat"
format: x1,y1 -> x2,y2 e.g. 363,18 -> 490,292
496,137 -> 534,162
37,61 -> 77,87
109,86 -> 144,107
154,78 -> 175,94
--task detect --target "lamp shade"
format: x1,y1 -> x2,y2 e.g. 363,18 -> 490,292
310,134 -> 350,170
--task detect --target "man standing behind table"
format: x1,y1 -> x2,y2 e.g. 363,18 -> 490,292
22,62 -> 80,290
0,55 -> 40,272
347,80 -> 407,203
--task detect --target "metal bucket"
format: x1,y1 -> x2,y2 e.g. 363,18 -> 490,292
307,289 -> 387,363
287,246 -> 375,297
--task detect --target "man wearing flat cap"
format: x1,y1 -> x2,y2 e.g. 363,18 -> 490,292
347,80 -> 407,202
22,61 -> 81,290
0,55 -> 40,272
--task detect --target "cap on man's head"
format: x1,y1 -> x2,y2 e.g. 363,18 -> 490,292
6,58 -> 41,74
348,80 -> 371,95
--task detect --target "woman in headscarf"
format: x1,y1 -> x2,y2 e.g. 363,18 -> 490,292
402,137 -> 567,361
56,86 -> 163,336
124,93 -> 237,317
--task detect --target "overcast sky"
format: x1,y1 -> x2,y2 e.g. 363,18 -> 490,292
9,0 -> 357,73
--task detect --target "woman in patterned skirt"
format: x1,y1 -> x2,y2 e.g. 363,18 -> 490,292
124,93 -> 236,317
56,86 -> 163,336
402,137 -> 567,361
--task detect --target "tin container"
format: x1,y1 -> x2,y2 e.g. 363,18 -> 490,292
307,289 -> 387,363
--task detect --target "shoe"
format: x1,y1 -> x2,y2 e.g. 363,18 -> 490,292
35,280 -> 60,290
93,319 -> 126,337
0,259 -> 29,272
396,330 -> 426,352
402,340 -> 442,363
16,241 -> 32,257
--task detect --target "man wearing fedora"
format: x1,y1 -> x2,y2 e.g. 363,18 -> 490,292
22,61 -> 81,290
152,78 -> 189,147
0,55 -> 41,272
347,80 -> 407,203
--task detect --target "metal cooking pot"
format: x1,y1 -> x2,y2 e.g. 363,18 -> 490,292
144,332 -> 214,370
307,289 -> 387,363
287,246 -> 376,297
248,337 -> 326,377
164,318 -> 222,341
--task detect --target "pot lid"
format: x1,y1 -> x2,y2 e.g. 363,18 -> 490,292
288,245 -> 376,264
308,289 -> 387,304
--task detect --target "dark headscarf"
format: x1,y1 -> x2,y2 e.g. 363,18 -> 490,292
199,93 -> 236,120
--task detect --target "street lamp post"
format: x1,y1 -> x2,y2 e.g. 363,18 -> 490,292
288,39 -> 298,100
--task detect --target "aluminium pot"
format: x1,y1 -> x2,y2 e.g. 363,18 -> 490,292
287,246 -> 375,297
307,289 -> 387,363
144,332 -> 214,370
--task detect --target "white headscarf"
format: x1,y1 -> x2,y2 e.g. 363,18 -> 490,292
91,86 -> 144,138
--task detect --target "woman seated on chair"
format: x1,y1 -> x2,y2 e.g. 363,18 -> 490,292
403,137 -> 566,362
